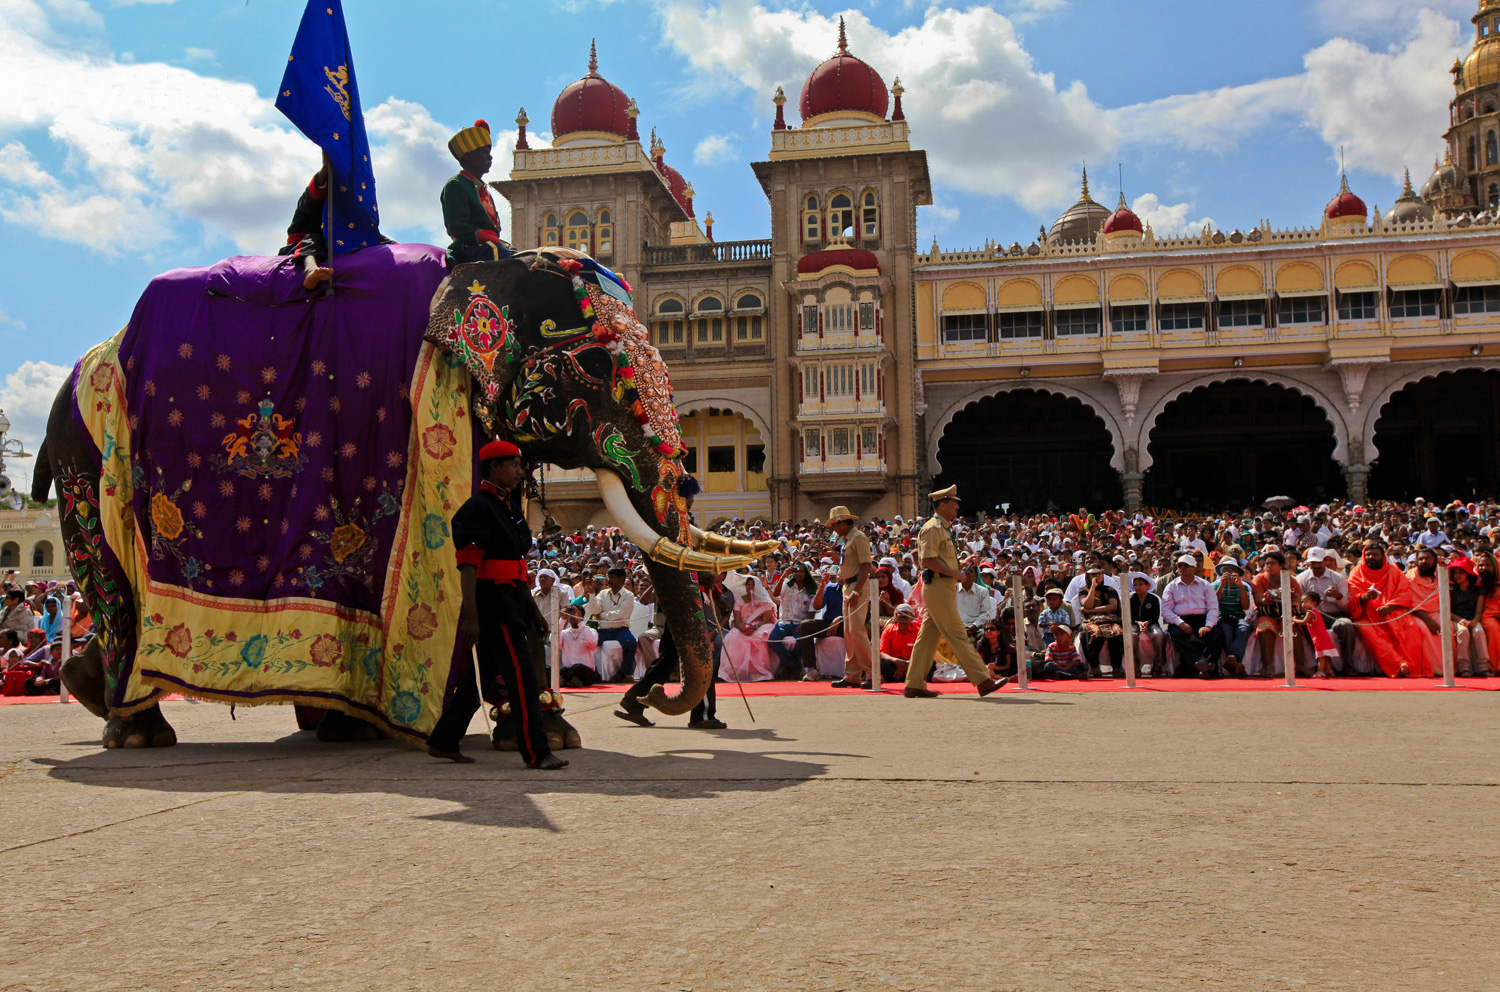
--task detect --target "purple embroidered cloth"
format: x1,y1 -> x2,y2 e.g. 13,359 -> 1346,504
115,244 -> 450,612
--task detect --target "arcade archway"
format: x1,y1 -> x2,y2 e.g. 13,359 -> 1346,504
934,389 -> 1121,513
1143,379 -> 1343,510
1369,369 -> 1500,501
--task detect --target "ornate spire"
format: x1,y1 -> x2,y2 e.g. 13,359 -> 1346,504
891,77 -> 905,121
1117,191 -> 1127,209
515,107 -> 529,150
1080,163 -> 1090,200
773,86 -> 787,130
625,98 -> 639,141
836,15 -> 848,55
1403,167 -> 1414,195
588,38 -> 598,74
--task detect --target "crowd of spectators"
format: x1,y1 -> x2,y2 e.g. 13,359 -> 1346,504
0,575 -> 88,696
527,497 -> 1500,686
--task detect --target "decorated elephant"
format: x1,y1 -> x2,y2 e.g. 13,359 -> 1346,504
33,243 -> 776,749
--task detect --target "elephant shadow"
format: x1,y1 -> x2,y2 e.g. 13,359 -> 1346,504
37,735 -> 848,832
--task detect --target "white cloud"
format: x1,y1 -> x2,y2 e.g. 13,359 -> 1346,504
0,0 -> 483,256
1314,0 -> 1472,40
0,360 -> 71,480
0,306 -> 24,329
1005,0 -> 1068,26
693,133 -> 739,166
182,46 -> 214,62
1130,193 -> 1213,237
661,3 -> 1115,214
1114,9 -> 1464,182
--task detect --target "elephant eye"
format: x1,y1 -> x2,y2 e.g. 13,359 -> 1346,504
565,345 -> 615,386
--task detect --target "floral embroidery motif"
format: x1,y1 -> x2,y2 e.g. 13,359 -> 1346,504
425,283 -> 520,402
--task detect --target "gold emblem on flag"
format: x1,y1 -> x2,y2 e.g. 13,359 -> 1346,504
323,64 -> 351,121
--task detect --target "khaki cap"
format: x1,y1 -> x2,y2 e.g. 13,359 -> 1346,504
825,505 -> 858,526
929,484 -> 960,503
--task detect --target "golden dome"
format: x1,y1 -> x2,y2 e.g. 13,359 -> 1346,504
1048,167 -> 1110,243
1461,38 -> 1500,91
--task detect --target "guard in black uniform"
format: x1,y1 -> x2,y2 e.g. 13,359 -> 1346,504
428,440 -> 567,769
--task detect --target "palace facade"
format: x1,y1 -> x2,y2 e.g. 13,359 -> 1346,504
498,3 -> 1500,524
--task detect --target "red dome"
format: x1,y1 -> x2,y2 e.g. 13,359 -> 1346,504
799,20 -> 887,122
1102,198 -> 1142,235
797,247 -> 880,275
551,46 -> 632,140
656,158 -> 693,217
1324,177 -> 1367,219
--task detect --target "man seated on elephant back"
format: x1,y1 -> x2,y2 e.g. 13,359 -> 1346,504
441,119 -> 514,266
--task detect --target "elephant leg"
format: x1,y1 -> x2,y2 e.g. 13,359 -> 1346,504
490,711 -> 519,752
544,709 -> 581,750
103,704 -> 177,749
61,639 -> 109,720
314,708 -> 380,743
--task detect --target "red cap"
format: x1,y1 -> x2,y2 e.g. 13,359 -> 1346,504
478,439 -> 521,462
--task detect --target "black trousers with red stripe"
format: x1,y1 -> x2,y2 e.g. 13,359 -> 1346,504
429,605 -> 550,763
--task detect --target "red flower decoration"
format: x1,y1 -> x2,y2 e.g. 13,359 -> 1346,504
407,603 -> 438,641
164,623 -> 193,659
309,633 -> 342,668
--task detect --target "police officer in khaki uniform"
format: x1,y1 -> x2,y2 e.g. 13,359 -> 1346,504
904,486 -> 1007,698
827,505 -> 874,688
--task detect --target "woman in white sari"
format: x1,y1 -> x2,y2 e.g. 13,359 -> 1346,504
721,572 -> 779,682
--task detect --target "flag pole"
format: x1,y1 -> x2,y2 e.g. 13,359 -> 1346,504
321,152 -> 335,297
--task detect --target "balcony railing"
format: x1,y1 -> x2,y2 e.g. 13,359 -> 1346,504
643,239 -> 773,267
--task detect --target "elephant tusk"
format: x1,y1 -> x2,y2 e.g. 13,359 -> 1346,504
689,525 -> 780,560
596,471 -> 755,573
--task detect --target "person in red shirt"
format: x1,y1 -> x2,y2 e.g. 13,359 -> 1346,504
877,604 -> 921,683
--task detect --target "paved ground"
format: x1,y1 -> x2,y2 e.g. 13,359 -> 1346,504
1,689 -> 1497,992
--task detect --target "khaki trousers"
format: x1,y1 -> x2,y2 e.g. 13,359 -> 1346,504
842,584 -> 873,681
906,576 -> 990,688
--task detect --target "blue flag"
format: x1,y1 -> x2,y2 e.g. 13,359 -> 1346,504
274,0 -> 383,254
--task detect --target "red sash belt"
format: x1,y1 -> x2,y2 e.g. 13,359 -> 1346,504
476,559 -> 527,582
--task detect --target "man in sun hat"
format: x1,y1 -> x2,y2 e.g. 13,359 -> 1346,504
825,505 -> 874,688
1161,552 -> 1223,678
902,486 -> 1007,699
441,119 -> 514,265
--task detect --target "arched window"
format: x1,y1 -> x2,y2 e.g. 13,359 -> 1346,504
1490,183 -> 1499,208
861,190 -> 879,239
0,542 -> 17,568
694,296 -> 724,345
734,293 -> 762,310
1469,135 -> 1478,171
733,295 -> 763,341
564,210 -> 590,252
1488,131 -> 1498,166
1486,102 -> 1497,115
828,192 -> 854,240
803,194 -> 820,243
596,208 -> 613,257
653,297 -> 685,347
30,540 -> 52,569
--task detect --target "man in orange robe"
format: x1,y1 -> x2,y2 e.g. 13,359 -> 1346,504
1349,541 -> 1431,678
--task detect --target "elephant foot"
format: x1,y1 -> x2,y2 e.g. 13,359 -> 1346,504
103,705 -> 177,749
314,708 -> 379,743
545,710 -> 582,750
61,647 -> 109,720
491,715 -> 519,752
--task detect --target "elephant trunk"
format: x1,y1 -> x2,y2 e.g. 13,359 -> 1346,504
640,559 -> 711,714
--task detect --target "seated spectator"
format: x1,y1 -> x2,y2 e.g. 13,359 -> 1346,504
593,566 -> 638,682
1127,573 -> 1166,677
1350,541 -> 1431,678
557,607 -> 600,687
878,603 -> 921,683
722,576 -> 777,682
1297,547 -> 1359,673
796,566 -> 842,681
875,566 -> 905,618
976,610 -> 1019,680
1251,551 -> 1312,678
1446,556 -> 1491,677
0,629 -> 23,667
1036,587 -> 1076,649
1,589 -> 34,636
1078,567 -> 1124,676
1162,554 -> 1224,678
769,562 -> 817,678
956,567 -> 995,636
1040,624 -> 1089,680
1213,561 -> 1252,677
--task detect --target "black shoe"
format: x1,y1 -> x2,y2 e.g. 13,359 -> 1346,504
904,687 -> 940,698
614,707 -> 655,728
830,679 -> 859,688
688,717 -> 728,730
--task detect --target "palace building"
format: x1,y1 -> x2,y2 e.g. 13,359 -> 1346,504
498,4 -> 1500,524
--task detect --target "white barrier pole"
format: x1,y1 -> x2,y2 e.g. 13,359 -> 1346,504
866,583 -> 883,693
1121,579 -> 1137,688
1438,565 -> 1456,688
1012,575 -> 1029,690
1281,569 -> 1297,688
58,593 -> 73,704
548,591 -> 561,695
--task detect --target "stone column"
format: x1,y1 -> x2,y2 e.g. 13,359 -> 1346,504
1122,473 -> 1145,512
1343,463 -> 1370,504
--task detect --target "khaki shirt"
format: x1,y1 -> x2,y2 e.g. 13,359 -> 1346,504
918,516 -> 960,572
840,528 -> 873,584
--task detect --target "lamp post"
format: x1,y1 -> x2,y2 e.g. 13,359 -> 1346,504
0,409 -> 32,508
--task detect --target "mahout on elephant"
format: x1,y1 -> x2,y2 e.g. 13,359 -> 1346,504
33,242 -> 776,750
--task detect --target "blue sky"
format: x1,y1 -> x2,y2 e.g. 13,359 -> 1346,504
0,0 -> 1480,484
